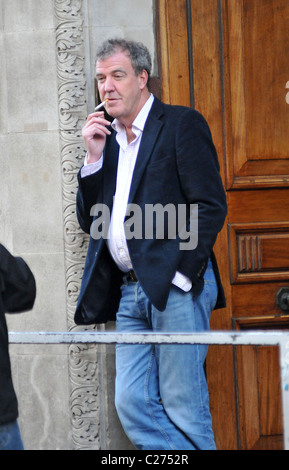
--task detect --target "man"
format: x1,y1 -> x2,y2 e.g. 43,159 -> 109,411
75,38 -> 227,450
0,244 -> 36,450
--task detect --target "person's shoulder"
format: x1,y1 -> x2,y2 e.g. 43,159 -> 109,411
0,244 -> 11,269
155,98 -> 206,122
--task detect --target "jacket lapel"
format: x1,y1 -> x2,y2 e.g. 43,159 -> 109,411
102,132 -> 119,210
127,99 -> 164,205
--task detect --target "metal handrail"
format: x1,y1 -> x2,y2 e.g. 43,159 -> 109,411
9,330 -> 289,450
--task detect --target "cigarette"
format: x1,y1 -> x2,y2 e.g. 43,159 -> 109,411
95,99 -> 109,111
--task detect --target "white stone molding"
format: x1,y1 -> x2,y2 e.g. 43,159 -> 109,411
54,0 -> 101,450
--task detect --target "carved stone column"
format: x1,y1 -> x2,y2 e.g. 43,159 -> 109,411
54,0 -> 102,450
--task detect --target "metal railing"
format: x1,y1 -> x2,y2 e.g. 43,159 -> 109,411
9,330 -> 289,450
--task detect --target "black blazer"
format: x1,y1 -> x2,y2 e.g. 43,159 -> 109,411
75,97 -> 227,325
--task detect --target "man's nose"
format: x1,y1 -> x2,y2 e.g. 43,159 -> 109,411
104,77 -> 115,92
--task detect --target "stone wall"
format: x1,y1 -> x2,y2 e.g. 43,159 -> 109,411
0,0 -> 155,450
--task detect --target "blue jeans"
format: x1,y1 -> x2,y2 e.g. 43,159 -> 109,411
115,261 -> 218,450
0,421 -> 24,451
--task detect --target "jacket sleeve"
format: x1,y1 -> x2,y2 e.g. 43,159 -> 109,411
76,167 -> 103,235
0,244 -> 36,314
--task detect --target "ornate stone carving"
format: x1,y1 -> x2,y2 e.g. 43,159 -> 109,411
69,343 -> 101,449
54,0 -> 101,450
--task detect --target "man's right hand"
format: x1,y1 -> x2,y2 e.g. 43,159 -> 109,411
82,111 -> 112,163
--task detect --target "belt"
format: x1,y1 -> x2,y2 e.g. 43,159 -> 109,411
127,270 -> 138,282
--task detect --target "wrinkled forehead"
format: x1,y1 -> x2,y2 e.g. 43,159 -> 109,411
96,49 -> 131,68
96,50 -> 135,76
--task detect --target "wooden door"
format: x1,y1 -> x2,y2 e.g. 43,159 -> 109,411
156,0 -> 289,450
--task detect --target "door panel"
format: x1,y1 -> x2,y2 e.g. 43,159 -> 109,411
156,0 -> 191,106
229,222 -> 289,284
156,0 -> 289,449
224,0 -> 289,189
234,316 -> 287,450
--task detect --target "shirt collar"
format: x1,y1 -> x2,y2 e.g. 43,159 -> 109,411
111,93 -> 154,135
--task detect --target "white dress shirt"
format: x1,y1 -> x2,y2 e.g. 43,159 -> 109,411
81,94 -> 192,292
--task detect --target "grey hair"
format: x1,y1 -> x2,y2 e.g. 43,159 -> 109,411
95,38 -> 152,81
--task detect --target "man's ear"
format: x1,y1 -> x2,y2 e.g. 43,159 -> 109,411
138,69 -> 149,90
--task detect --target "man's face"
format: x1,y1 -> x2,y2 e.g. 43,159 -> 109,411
96,50 -> 148,125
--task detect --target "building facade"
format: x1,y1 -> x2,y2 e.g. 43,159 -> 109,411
2,0 -> 288,451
